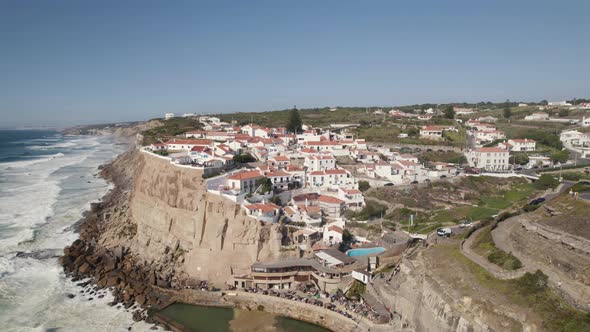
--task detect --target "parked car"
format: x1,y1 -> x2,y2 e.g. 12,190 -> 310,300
459,221 -> 473,228
424,179 -> 431,183
410,180 -> 419,184
529,197 -> 546,205
384,183 -> 394,187
440,175 -> 447,179
437,227 -> 452,237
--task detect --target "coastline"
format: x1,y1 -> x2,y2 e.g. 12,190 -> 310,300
57,136 -> 357,331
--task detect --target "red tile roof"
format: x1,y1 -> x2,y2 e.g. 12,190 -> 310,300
474,147 -> 508,153
227,170 -> 263,180
318,195 -> 344,204
244,203 -> 280,213
165,139 -> 213,145
327,225 -> 344,234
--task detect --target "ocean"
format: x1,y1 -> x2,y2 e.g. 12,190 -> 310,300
0,130 -> 154,331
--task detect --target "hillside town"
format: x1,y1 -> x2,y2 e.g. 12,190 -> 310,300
131,101 -> 590,328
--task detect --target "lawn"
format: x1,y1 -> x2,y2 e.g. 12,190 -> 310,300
432,183 -> 535,224
433,206 -> 498,224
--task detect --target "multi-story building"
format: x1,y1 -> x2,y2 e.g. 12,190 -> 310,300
506,138 -> 536,152
307,168 -> 356,189
226,170 -> 265,193
465,147 -> 510,172
304,155 -> 336,172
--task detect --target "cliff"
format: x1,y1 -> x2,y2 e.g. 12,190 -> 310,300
123,151 -> 282,284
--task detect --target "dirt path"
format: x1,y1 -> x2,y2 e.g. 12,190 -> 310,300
460,227 -> 528,279
493,214 -> 590,311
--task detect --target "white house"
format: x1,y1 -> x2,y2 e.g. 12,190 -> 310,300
164,112 -> 175,120
243,203 -> 280,223
582,117 -> 590,127
527,156 -> 552,169
420,126 -> 444,140
507,139 -> 536,152
560,130 -> 590,147
304,155 -> 336,172
474,130 -> 505,142
264,170 -> 293,191
524,113 -> 549,121
323,224 -> 344,245
307,169 -> 356,189
337,187 -> 365,210
165,139 -> 214,151
465,147 -> 510,172
226,170 -> 265,193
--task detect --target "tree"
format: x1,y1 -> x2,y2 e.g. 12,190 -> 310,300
534,174 -> 559,190
407,127 -> 419,137
512,153 -> 529,165
256,178 -> 273,194
558,109 -> 569,117
443,105 -> 455,119
503,108 -> 512,119
233,154 -> 256,163
286,108 -> 302,134
358,180 -> 371,192
550,150 -> 569,163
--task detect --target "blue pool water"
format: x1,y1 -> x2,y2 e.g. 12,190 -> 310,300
346,247 -> 386,257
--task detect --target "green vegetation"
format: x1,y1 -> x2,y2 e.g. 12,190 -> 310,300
569,183 -> 590,193
346,280 -> 366,300
432,181 -> 536,224
345,200 -> 388,221
443,105 -> 455,119
560,171 -> 590,181
551,149 -> 569,163
419,150 -> 466,164
534,174 -> 560,190
511,153 -> 529,165
233,153 -> 256,163
286,108 -> 303,133
449,247 -> 590,332
256,178 -> 273,194
153,150 -> 169,156
496,123 -> 564,151
358,180 -> 371,192
472,227 -> 522,270
141,117 -> 202,145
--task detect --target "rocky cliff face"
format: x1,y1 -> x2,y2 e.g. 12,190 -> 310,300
110,151 -> 282,285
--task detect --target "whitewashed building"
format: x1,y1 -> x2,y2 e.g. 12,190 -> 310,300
465,147 -> 510,172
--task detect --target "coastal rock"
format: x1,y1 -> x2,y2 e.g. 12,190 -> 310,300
79,262 -> 92,274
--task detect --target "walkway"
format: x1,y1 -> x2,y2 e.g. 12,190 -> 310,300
460,226 -> 528,279
492,214 -> 590,311
458,181 -> 590,310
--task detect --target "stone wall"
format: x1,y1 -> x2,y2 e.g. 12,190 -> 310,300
155,288 -> 362,332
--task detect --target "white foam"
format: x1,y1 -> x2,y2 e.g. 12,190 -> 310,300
0,135 -> 153,331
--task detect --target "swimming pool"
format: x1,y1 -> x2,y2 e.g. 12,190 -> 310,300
346,247 -> 386,257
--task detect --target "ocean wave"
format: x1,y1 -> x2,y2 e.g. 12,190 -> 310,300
27,141 -> 77,150
0,153 -> 65,169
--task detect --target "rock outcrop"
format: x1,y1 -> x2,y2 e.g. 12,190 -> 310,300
127,151 -> 282,284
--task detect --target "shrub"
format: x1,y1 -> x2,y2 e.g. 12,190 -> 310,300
516,270 -> 548,295
358,180 -> 371,192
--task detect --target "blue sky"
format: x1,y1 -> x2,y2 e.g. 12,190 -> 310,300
1,0 -> 589,127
